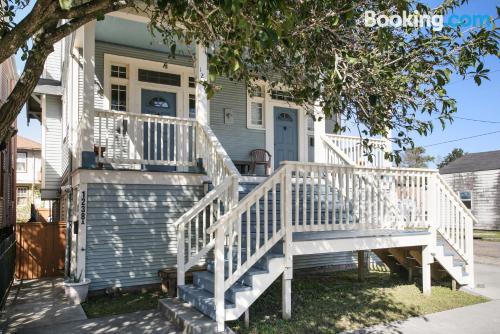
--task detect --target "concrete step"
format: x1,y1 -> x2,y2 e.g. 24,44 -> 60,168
158,298 -> 234,334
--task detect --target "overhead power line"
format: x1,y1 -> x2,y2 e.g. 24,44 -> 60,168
453,116 -> 500,124
424,130 -> 500,147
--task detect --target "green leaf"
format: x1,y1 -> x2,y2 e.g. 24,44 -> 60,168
59,0 -> 72,10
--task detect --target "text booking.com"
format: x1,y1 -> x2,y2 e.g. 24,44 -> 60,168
364,10 -> 493,31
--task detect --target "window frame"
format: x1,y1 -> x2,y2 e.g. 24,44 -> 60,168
459,190 -> 472,210
17,151 -> 27,173
247,85 -> 266,130
16,186 -> 29,206
109,63 -> 129,112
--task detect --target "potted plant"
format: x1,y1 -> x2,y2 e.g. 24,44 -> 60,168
64,272 -> 91,304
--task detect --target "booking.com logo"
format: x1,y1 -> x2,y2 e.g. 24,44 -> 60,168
364,10 -> 492,31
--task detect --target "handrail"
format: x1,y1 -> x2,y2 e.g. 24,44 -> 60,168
436,173 -> 477,223
206,165 -> 285,235
174,178 -> 233,229
175,120 -> 241,290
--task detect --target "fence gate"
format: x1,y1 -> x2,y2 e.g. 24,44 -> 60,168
16,222 -> 66,279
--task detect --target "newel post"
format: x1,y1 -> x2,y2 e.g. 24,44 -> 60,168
176,226 -> 185,293
282,165 -> 293,320
466,218 -> 475,287
214,226 -> 226,332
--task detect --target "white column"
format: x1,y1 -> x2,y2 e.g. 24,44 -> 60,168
313,102 -> 326,163
282,166 -> 293,320
81,21 -> 96,166
422,244 -> 431,295
76,183 -> 88,280
195,44 -> 209,126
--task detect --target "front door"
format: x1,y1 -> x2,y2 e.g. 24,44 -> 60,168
274,107 -> 298,167
141,89 -> 177,171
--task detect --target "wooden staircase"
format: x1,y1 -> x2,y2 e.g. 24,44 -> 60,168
162,133 -> 476,333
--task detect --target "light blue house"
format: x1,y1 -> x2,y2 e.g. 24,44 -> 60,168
27,8 -> 476,333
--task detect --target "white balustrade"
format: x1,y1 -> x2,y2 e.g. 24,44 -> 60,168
94,110 -> 198,167
325,133 -> 391,168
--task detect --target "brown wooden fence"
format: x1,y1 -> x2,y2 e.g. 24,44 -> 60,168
16,222 -> 66,279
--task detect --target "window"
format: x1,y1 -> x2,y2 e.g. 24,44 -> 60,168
17,152 -> 27,172
189,77 -> 196,88
307,116 -> 314,133
111,65 -> 127,79
138,69 -> 181,86
247,85 -> 265,129
459,191 -> 472,209
189,94 -> 196,118
271,89 -> 295,102
17,186 -> 28,206
111,84 -> 127,111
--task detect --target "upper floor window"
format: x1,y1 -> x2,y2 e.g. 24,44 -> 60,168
459,191 -> 472,209
17,152 -> 27,172
247,85 -> 265,129
189,77 -> 196,88
271,89 -> 294,102
111,84 -> 127,112
111,65 -> 127,79
138,69 -> 181,87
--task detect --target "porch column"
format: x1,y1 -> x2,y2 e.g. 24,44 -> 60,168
81,21 -> 96,168
195,44 -> 209,126
422,245 -> 432,295
313,102 -> 326,163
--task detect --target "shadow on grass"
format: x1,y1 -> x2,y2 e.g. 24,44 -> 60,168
229,270 -> 486,334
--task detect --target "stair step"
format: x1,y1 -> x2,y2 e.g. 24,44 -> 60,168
158,297 -> 233,334
193,271 -> 252,303
178,285 -> 236,320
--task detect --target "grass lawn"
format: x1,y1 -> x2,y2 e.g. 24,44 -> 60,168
81,290 -> 167,318
474,229 -> 500,242
229,270 -> 488,334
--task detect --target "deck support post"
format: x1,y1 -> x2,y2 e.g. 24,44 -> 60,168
422,245 -> 432,296
244,309 -> 250,327
282,276 -> 292,320
357,250 -> 366,282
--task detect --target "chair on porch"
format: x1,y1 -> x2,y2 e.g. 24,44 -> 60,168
249,149 -> 271,176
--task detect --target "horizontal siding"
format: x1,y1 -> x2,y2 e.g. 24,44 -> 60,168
85,183 -> 204,291
43,95 -> 62,193
210,77 -> 266,161
442,170 -> 500,230
43,40 -> 62,81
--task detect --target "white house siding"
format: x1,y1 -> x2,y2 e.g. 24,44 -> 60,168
210,77 -> 266,161
85,183 -> 204,291
442,169 -> 500,230
42,95 -> 62,199
43,40 -> 63,81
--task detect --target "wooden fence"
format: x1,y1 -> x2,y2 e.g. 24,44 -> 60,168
16,222 -> 66,279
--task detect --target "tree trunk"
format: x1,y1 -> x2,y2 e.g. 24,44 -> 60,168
0,30 -> 56,145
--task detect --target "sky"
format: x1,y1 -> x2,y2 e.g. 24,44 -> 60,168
14,0 -> 500,167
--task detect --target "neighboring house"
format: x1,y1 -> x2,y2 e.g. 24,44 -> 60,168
15,136 -> 44,222
26,9 -> 476,331
440,150 -> 500,231
0,55 -> 18,308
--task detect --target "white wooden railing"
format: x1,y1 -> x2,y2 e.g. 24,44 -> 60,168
94,110 -> 198,167
435,173 -> 476,267
325,133 -> 392,168
174,122 -> 240,288
206,165 -> 289,331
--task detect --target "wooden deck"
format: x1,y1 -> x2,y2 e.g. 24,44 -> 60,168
292,229 -> 431,255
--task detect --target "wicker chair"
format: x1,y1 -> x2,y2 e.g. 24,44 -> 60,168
249,149 -> 272,176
